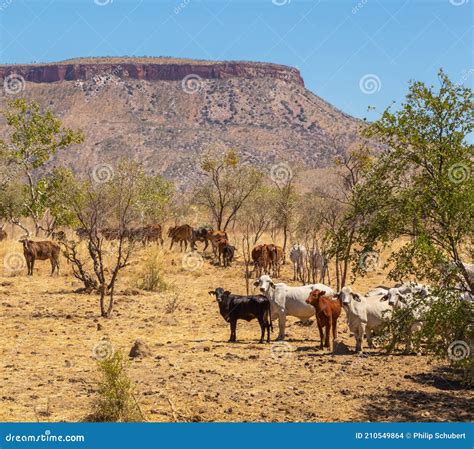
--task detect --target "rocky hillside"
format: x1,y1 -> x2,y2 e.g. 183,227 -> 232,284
0,57 -> 365,190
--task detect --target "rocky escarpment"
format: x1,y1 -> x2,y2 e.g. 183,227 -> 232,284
0,58 -> 304,86
0,57 -> 369,192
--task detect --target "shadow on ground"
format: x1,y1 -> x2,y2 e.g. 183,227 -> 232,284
364,388 -> 473,422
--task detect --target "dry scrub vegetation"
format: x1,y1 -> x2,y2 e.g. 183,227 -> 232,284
0,235 -> 471,423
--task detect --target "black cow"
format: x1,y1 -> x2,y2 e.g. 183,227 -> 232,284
208,288 -> 272,343
192,226 -> 213,251
220,243 -> 235,267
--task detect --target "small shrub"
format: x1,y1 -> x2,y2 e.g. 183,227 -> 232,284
88,351 -> 144,422
135,247 -> 167,292
165,291 -> 182,314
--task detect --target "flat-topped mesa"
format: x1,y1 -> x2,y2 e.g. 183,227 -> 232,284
0,58 -> 304,86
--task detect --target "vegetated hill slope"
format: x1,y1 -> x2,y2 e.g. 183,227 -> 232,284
0,57 -> 365,190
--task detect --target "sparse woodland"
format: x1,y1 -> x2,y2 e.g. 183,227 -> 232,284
0,71 -> 472,422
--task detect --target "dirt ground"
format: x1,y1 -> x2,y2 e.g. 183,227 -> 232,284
0,236 -> 472,423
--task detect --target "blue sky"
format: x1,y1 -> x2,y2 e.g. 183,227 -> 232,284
1,0 -> 472,121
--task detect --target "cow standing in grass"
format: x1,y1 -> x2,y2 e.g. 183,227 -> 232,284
20,239 -> 60,276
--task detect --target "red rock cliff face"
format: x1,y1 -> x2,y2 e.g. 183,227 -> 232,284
0,61 -> 304,86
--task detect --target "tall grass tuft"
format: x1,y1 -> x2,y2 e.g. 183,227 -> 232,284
135,246 -> 167,292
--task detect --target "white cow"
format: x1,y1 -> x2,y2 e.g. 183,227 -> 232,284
385,283 -> 431,353
254,274 -> 333,340
289,243 -> 306,281
339,286 -> 392,353
366,286 -> 389,297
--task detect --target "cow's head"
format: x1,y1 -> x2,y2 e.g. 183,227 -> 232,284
305,288 -> 326,305
338,286 -> 361,305
208,288 -> 230,303
253,275 -> 274,293
18,238 -> 31,249
386,287 -> 406,306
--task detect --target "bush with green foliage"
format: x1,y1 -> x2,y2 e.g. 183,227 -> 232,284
88,351 -> 144,422
135,247 -> 168,292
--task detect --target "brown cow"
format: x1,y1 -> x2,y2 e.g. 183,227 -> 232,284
251,244 -> 271,278
217,238 -> 236,267
168,224 -> 194,251
143,224 -> 164,246
306,288 -> 341,350
207,230 -> 228,256
100,227 -> 120,241
20,239 -> 60,276
267,244 -> 283,277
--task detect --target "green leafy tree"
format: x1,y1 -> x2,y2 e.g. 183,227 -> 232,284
194,148 -> 263,231
0,99 -> 84,235
353,70 -> 473,380
355,70 -> 473,292
58,160 -> 173,317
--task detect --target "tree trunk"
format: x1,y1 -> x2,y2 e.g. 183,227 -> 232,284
282,224 -> 288,265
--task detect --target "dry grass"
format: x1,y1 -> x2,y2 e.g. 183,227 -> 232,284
0,235 -> 471,422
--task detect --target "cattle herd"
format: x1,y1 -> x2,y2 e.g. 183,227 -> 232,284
7,222 -> 474,355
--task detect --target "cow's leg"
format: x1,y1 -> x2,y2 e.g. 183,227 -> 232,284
266,320 -> 271,343
50,258 -> 55,275
367,328 -> 374,349
332,317 -> 338,342
26,258 -> 31,276
355,324 -> 365,353
276,311 -> 286,340
169,240 -> 174,250
30,258 -> 35,276
325,316 -> 332,348
258,318 -> 265,343
316,318 -> 324,349
229,319 -> 237,342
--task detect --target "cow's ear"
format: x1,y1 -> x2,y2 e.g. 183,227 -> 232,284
380,294 -> 388,302
353,293 -> 361,302
208,290 -> 215,296
270,281 -> 275,288
224,290 -> 231,296
253,280 -> 259,287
